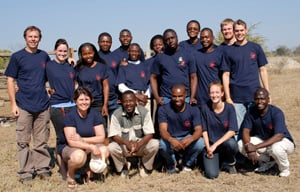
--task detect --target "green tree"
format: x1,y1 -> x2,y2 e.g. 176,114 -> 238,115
275,46 -> 291,56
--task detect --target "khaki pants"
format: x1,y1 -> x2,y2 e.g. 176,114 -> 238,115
16,108 -> 51,179
108,139 -> 159,172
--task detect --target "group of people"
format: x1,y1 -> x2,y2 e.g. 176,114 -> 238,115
4,18 -> 295,188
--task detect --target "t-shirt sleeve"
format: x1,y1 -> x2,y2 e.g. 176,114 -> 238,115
157,105 -> 168,123
4,53 -> 18,78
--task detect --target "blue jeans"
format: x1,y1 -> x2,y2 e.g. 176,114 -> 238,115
159,135 -> 204,170
108,98 -> 121,118
202,138 -> 238,179
234,102 -> 254,140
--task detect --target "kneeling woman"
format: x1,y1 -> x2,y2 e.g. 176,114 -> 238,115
201,82 -> 238,179
57,87 -> 109,188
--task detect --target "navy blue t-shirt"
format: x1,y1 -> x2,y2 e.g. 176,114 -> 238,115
222,42 -> 268,103
201,102 -> 238,143
57,107 -> 102,155
46,60 -> 76,105
5,48 -> 50,112
98,50 -> 119,101
151,48 -> 197,98
158,102 -> 202,137
113,46 -> 145,61
179,38 -> 202,52
77,62 -> 108,104
195,46 -> 227,105
116,61 -> 150,92
242,105 -> 294,143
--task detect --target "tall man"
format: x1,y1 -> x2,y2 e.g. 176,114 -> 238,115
220,18 -> 236,46
150,29 -> 198,106
5,26 -> 51,182
113,29 -> 145,62
222,19 -> 270,132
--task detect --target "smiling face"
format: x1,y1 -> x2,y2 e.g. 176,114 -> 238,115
81,45 -> 95,65
171,85 -> 186,110
221,23 -> 234,41
121,92 -> 136,114
55,43 -> 68,63
209,84 -> 224,104
200,29 -> 214,49
128,44 -> 141,61
24,29 -> 41,51
75,93 -> 92,112
187,21 -> 200,39
254,89 -> 269,114
98,35 -> 112,52
152,38 -> 164,54
234,24 -> 248,44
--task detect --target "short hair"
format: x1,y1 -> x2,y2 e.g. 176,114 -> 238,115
54,38 -> 68,50
23,25 -> 42,39
186,20 -> 201,30
209,82 -> 224,93
220,18 -> 234,30
129,43 -> 141,50
234,19 -> 247,29
119,29 -> 132,37
73,87 -> 93,102
98,32 -> 112,42
171,83 -> 186,92
121,90 -> 135,101
200,27 -> 214,36
254,87 -> 269,97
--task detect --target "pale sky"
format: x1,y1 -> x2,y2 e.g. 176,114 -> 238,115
1,0 -> 299,53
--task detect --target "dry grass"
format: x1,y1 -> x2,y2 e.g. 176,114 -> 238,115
0,67 -> 299,192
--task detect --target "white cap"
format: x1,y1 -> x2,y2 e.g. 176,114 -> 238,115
89,156 -> 107,173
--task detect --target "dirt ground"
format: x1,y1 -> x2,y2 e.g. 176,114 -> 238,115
0,67 -> 299,192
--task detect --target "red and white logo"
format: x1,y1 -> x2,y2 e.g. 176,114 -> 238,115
96,74 -> 101,81
250,52 -> 256,59
184,120 -> 191,128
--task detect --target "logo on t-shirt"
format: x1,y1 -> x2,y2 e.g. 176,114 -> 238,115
69,72 -> 74,79
268,123 -> 273,130
178,57 -> 185,66
223,121 -> 229,129
42,62 -> 46,69
140,71 -> 145,78
250,52 -> 257,59
96,74 -> 101,81
209,62 -> 216,68
111,61 -> 117,68
184,120 -> 191,128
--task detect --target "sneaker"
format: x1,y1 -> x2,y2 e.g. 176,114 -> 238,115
279,169 -> 290,177
139,167 -> 150,178
255,161 -> 276,173
182,166 -> 192,172
120,169 -> 129,178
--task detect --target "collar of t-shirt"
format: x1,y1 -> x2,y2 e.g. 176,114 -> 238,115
128,60 -> 141,65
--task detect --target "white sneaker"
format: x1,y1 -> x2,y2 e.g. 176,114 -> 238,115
279,169 -> 290,177
182,166 -> 192,172
120,169 -> 129,178
255,161 -> 276,173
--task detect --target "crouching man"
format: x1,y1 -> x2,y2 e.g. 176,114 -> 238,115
238,88 -> 295,177
108,90 -> 159,178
